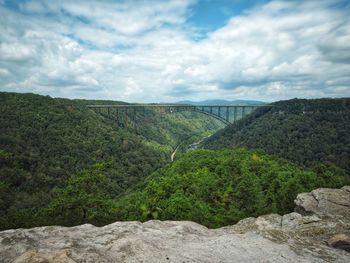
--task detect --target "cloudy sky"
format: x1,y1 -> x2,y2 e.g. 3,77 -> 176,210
0,0 -> 349,102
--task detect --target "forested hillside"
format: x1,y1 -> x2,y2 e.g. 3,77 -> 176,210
1,94 -> 349,231
113,148 -> 349,228
0,92 -> 222,229
204,98 -> 350,171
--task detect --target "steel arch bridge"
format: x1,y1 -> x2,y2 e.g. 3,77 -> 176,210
87,104 -> 268,127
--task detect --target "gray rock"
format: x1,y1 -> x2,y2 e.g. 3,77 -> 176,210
228,214 -> 282,233
294,187 -> 350,218
0,221 -> 315,263
294,192 -> 319,216
281,212 -> 321,228
328,233 -> 350,252
341,186 -> 350,193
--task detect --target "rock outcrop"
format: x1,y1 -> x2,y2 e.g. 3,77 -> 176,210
295,186 -> 350,218
0,187 -> 349,263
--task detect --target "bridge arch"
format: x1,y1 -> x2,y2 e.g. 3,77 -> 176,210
170,107 -> 231,125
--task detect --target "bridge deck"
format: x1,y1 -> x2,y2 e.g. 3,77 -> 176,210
87,104 -> 270,126
87,104 -> 267,108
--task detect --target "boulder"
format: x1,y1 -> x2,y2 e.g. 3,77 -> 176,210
294,187 -> 350,218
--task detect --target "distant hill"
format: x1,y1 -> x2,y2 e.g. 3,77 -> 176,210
176,99 -> 266,106
204,98 -> 350,172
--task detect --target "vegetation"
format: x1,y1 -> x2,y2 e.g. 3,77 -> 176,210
0,92 -> 222,230
113,148 -> 349,228
1,93 -> 348,230
45,163 -> 117,226
204,98 -> 350,171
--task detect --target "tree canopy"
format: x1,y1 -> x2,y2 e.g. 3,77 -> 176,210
114,148 -> 350,228
204,98 -> 350,172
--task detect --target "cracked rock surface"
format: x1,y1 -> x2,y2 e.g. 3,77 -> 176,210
295,186 -> 350,218
0,187 -> 349,263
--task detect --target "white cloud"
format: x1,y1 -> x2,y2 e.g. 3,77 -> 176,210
0,43 -> 34,61
0,0 -> 349,102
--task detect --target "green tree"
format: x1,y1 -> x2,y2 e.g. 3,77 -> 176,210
46,163 -> 116,226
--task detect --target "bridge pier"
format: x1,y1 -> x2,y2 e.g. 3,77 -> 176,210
234,107 -> 237,122
226,107 -> 229,122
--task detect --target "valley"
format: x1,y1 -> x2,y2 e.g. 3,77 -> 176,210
0,92 -> 349,231
0,92 -> 223,229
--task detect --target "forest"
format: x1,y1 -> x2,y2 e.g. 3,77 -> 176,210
0,93 -> 349,230
113,148 -> 349,228
204,98 -> 350,172
0,92 -> 222,229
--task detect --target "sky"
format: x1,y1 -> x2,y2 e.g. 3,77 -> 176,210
0,0 -> 350,102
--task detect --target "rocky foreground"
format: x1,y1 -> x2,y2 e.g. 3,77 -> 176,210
1,187 -> 349,263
